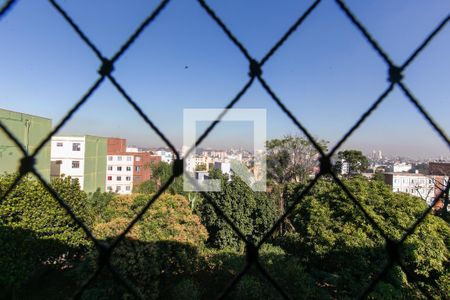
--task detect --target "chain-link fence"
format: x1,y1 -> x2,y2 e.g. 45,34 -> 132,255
1,0 -> 449,299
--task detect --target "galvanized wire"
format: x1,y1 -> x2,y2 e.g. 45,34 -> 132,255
0,0 -> 449,298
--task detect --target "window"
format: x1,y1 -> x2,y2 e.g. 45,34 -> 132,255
135,156 -> 141,162
135,166 -> 141,172
117,176 -> 122,181
107,176 -> 112,181
56,142 -> 63,147
117,166 -> 122,171
127,156 -> 132,161
126,176 -> 131,181
72,161 -> 80,168
116,186 -> 121,191
126,166 -> 131,172
126,186 -> 131,191
108,156 -> 113,161
108,166 -> 113,171
117,156 -> 122,161
107,186 -> 112,191
72,143 -> 81,151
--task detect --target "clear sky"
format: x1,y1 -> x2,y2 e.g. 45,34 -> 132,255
1,0 -> 449,159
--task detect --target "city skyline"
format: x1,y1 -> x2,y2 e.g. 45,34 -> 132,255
1,0 -> 449,159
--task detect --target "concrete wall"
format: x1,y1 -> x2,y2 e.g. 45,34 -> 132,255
0,108 -> 51,180
84,135 -> 107,194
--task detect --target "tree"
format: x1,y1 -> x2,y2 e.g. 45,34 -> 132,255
137,161 -> 184,195
88,193 -> 208,299
199,169 -> 278,250
0,174 -> 90,290
266,135 -> 328,233
334,150 -> 369,176
266,135 -> 327,185
279,177 -> 450,298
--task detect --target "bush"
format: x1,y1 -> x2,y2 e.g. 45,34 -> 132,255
0,174 -> 90,289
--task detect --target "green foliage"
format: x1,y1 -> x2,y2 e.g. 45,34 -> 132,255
200,170 -> 278,250
82,193 -> 208,299
136,179 -> 157,194
138,161 -> 184,195
84,189 -> 115,224
372,172 -> 385,182
195,163 -> 207,171
0,174 -> 90,289
266,134 -> 328,185
282,177 -> 450,298
334,149 -> 369,175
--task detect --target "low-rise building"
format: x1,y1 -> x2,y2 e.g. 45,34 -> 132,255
392,162 -> 412,173
51,135 -> 107,193
384,172 -> 447,206
155,149 -> 174,164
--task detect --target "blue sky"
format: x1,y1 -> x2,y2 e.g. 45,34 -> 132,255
1,0 -> 449,159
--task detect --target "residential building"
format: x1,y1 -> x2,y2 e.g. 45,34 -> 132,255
106,154 -> 134,194
51,135 -> 107,193
0,108 -> 51,180
340,160 -> 349,175
106,137 -> 160,194
214,161 -> 231,176
155,149 -> 174,164
133,151 -> 160,186
384,173 -> 444,205
392,162 -> 412,173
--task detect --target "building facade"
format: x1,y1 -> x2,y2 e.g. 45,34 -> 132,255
0,108 -> 51,180
155,149 -> 174,164
51,135 -> 107,193
106,138 -> 160,194
106,154 -> 134,194
384,173 -> 444,205
392,162 -> 412,173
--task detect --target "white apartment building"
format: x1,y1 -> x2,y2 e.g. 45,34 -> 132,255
156,150 -> 174,164
340,160 -> 350,175
51,136 -> 86,189
384,173 -> 437,205
185,155 -> 214,172
214,161 -> 231,176
51,135 -> 107,193
106,154 -> 134,194
392,162 -> 412,173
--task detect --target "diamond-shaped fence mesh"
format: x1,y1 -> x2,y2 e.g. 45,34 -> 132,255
1,0 -> 449,299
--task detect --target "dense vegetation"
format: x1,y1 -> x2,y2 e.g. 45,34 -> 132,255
1,137 -> 449,299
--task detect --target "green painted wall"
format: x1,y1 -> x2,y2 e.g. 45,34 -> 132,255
83,135 -> 107,193
0,108 -> 51,180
